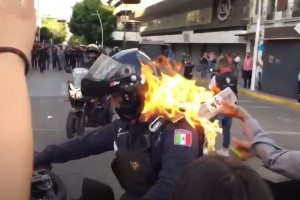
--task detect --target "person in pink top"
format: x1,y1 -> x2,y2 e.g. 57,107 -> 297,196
243,52 -> 253,88
227,53 -> 234,70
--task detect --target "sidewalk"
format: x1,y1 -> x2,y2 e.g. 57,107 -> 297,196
193,72 -> 300,110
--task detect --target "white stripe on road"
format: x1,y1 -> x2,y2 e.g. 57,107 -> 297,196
243,106 -> 276,109
266,131 -> 300,135
238,100 -> 256,103
33,128 -> 61,132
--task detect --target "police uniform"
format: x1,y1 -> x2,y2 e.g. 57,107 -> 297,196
35,117 -> 202,200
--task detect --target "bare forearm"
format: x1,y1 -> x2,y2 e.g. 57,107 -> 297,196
0,53 -> 33,199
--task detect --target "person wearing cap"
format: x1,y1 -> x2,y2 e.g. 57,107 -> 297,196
209,57 -> 238,157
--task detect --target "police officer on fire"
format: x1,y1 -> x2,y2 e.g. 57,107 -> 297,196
34,48 -> 203,200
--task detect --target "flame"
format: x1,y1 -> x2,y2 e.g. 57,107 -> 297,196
141,56 -> 221,151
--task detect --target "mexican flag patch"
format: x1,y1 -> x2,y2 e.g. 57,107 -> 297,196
174,129 -> 192,147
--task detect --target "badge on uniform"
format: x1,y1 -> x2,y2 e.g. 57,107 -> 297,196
174,129 -> 192,147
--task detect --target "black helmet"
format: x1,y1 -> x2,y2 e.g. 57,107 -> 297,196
81,48 -> 159,119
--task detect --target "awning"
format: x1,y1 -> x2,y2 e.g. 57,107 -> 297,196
264,37 -> 300,41
141,30 -> 247,44
264,26 -> 300,40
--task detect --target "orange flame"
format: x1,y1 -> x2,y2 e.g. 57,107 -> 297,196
141,56 -> 221,151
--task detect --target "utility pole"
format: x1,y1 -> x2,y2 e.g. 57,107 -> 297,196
91,11 -> 104,48
250,0 -> 262,91
96,10 -> 104,48
37,0 -> 41,42
123,8 -> 127,49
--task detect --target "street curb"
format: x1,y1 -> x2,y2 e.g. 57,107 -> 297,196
194,78 -> 300,110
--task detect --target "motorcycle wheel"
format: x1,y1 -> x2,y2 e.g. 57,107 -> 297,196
74,111 -> 85,136
31,171 -> 67,200
66,112 -> 76,139
46,171 -> 67,200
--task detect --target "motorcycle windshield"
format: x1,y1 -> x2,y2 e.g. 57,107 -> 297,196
88,54 -> 137,81
73,68 -> 89,89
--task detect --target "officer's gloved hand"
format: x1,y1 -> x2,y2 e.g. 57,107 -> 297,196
34,151 -> 51,170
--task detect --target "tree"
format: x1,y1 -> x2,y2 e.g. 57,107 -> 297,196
39,27 -> 53,42
42,18 -> 67,44
68,35 -> 87,46
69,0 -> 117,45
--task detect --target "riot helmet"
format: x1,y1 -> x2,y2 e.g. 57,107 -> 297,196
86,44 -> 101,62
81,48 -> 159,119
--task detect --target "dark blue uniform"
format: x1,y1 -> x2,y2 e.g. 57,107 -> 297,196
35,118 -> 202,200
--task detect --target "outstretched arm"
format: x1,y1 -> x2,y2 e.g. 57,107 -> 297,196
35,123 -> 119,167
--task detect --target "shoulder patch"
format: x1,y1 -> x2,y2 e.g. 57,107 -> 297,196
174,129 -> 192,147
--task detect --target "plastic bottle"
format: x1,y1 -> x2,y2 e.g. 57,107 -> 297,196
198,87 -> 237,120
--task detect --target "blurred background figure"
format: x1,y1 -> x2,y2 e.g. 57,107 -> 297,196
38,44 -> 49,73
243,52 -> 253,89
226,53 -> 234,72
52,45 -> 61,70
69,46 -> 77,70
183,55 -> 194,79
31,42 -> 38,69
208,52 -> 217,71
200,52 -> 209,78
58,45 -> 66,70
65,45 -> 71,68
233,53 -> 241,75
76,46 -> 84,68
172,156 -> 273,200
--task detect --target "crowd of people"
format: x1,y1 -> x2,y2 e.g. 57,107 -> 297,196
31,43 -> 86,72
182,51 -> 260,89
1,1 -> 300,200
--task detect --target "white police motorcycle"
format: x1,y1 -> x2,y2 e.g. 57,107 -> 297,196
66,67 -> 113,139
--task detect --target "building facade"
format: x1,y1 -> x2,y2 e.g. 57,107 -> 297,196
247,0 -> 300,99
101,0 -> 164,48
102,0 -> 141,48
135,0 -> 250,64
136,0 -> 300,98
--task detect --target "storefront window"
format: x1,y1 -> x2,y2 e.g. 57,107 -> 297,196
143,7 -> 212,31
266,0 -> 276,20
187,10 -> 200,24
116,22 -> 140,32
255,0 -> 259,15
292,0 -> 300,17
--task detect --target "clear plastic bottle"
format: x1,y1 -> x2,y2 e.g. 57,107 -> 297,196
198,87 -> 237,120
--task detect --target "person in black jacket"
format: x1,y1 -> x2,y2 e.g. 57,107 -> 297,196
52,45 -> 61,70
209,57 -> 238,157
35,48 -> 203,200
37,44 -> 49,73
69,46 -> 77,70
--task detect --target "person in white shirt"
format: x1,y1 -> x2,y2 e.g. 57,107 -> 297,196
233,53 -> 241,75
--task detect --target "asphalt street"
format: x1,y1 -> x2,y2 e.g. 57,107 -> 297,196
27,68 -> 300,199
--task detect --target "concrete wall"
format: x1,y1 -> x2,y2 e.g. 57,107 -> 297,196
141,30 -> 247,44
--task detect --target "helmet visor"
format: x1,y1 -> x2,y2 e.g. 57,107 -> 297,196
88,54 -> 138,81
